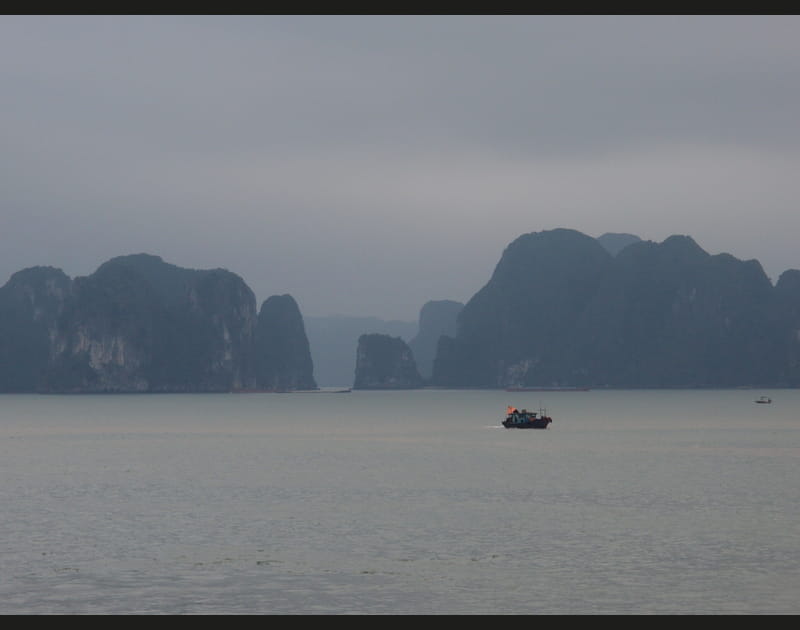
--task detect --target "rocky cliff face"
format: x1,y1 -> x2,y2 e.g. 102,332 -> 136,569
0,266 -> 72,391
408,300 -> 463,380
572,236 -> 780,387
353,333 -> 423,389
46,254 -> 260,392
254,294 -> 316,390
0,254 -> 317,393
432,228 -> 800,388
433,228 -> 613,387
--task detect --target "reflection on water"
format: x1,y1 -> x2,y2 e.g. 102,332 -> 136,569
1,389 -> 799,613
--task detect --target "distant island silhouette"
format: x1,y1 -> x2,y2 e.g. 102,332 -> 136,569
2,229 -> 799,392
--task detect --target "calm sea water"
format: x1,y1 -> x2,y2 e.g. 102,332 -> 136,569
1,388 -> 798,614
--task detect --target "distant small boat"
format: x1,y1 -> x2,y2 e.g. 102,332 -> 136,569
755,396 -> 772,404
502,405 -> 552,429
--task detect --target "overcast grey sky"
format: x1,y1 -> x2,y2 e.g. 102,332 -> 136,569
2,15 -> 799,321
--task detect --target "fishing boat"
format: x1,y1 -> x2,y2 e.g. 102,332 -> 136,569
502,405 -> 552,429
755,395 -> 772,404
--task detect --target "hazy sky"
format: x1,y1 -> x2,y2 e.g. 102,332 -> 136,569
2,15 -> 800,321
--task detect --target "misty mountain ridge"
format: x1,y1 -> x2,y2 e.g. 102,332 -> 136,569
0,254 -> 314,392
2,228 -> 800,391
432,228 -> 800,388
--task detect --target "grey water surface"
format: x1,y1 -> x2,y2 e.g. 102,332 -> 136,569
1,388 -> 798,614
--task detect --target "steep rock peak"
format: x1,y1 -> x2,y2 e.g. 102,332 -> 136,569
254,293 -> 316,390
491,228 -> 612,285
5,266 -> 71,293
660,234 -> 708,260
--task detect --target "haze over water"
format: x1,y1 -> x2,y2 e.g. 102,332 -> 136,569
3,15 -> 800,321
1,388 -> 798,614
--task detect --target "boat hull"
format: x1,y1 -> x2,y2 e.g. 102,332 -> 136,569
502,417 -> 552,429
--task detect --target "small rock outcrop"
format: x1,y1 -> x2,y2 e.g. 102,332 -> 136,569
353,333 -> 423,389
254,294 -> 317,390
304,315 -> 416,387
